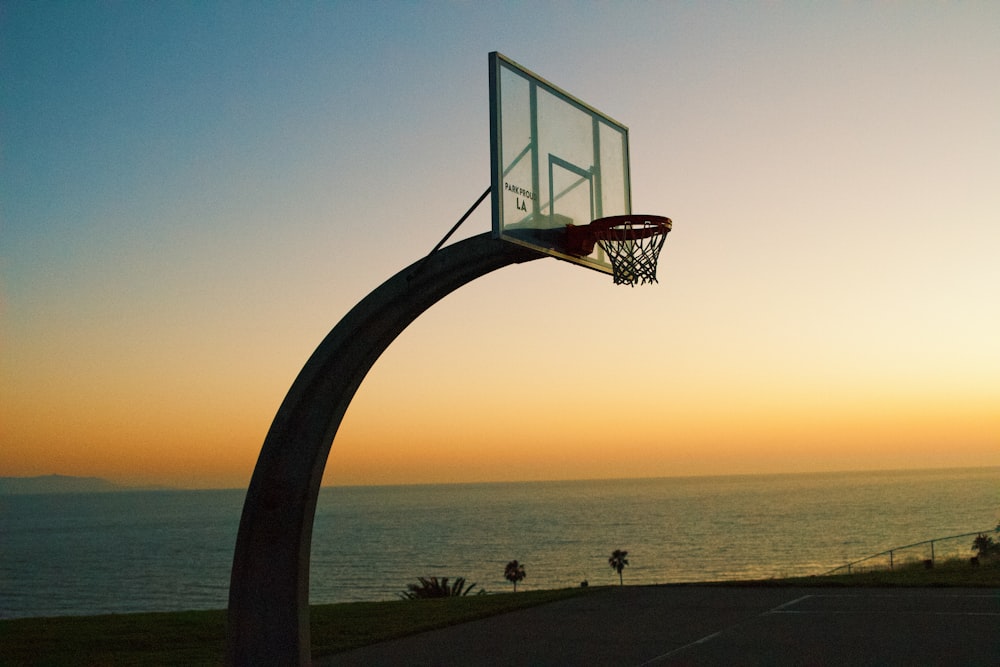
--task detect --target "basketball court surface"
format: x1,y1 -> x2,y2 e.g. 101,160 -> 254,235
320,585 -> 1000,666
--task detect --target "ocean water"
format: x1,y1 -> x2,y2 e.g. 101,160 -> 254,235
1,467 -> 997,619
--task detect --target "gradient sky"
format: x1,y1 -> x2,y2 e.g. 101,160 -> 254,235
2,2 -> 998,489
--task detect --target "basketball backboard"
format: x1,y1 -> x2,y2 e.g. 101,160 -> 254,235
489,52 -> 631,275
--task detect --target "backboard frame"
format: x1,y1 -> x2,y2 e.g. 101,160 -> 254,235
489,52 -> 632,275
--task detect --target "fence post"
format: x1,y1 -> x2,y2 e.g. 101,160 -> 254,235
889,550 -> 894,571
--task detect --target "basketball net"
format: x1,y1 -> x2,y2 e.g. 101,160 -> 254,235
591,216 -> 672,286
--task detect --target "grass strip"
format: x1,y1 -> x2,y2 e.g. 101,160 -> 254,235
0,588 -> 591,666
766,556 -> 1000,588
678,556 -> 1000,589
0,608 -> 227,666
2,561 -> 997,666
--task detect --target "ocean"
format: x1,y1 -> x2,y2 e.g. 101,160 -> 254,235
2,467 -> 997,619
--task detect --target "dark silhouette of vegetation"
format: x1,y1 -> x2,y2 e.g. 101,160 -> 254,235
399,576 -> 479,599
609,549 -> 629,585
972,532 -> 999,559
504,560 -> 526,592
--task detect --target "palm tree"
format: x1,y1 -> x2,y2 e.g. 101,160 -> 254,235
504,559 -> 526,592
609,549 -> 629,585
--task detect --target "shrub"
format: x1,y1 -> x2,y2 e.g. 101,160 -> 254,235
971,533 -> 999,558
399,576 -> 480,599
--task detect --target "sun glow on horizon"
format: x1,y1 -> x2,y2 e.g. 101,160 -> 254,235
2,3 -> 999,489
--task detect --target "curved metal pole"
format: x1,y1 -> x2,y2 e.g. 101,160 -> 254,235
227,233 -> 543,665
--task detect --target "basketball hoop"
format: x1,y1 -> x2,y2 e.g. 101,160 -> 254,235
564,215 -> 672,286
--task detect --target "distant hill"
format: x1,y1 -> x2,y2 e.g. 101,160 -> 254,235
0,474 -> 125,495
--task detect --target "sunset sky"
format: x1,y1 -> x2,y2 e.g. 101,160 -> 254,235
2,2 -> 998,489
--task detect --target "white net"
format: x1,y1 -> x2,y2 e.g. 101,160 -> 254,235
594,220 -> 670,286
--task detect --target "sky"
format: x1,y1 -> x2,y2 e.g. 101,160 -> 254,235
2,2 -> 998,489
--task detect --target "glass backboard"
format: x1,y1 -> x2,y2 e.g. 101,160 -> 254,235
489,52 -> 631,275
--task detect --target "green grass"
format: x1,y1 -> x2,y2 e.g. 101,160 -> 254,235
688,556 -> 1000,589
0,609 -> 227,667
0,588 -> 591,666
767,556 -> 1000,588
2,562 -> 997,666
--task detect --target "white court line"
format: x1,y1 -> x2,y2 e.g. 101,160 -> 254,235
635,595 -> 814,666
770,592 -> 1000,616
636,592 -> 999,665
770,594 -> 814,611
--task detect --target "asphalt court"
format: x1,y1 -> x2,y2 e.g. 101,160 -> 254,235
644,590 -> 1000,666
320,586 -> 1000,666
